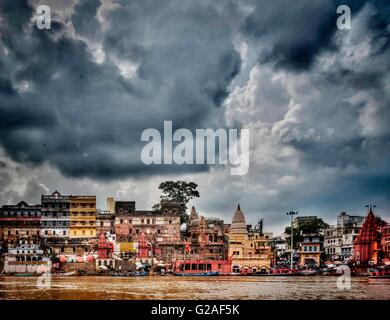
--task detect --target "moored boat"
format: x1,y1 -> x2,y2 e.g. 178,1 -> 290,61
368,265 -> 390,279
173,259 -> 230,276
297,269 -> 317,276
174,271 -> 219,276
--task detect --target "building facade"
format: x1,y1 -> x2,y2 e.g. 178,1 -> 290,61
69,195 -> 96,238
114,201 -> 181,260
381,225 -> 390,261
41,191 -> 70,238
0,201 -> 41,248
96,210 -> 115,236
322,212 -> 365,262
184,206 -> 226,260
228,205 -> 271,274
324,227 -> 342,260
297,233 -> 322,267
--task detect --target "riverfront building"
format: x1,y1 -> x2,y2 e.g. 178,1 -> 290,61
0,201 -> 41,248
228,204 -> 271,273
381,225 -> 390,260
297,233 -> 322,267
96,210 -> 115,236
70,196 -> 96,238
41,191 -> 96,255
41,191 -> 71,238
324,212 -> 364,261
113,200 -> 181,260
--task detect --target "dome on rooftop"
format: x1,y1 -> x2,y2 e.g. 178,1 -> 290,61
230,204 -> 247,235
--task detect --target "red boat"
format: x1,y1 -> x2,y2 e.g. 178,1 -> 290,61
369,265 -> 390,279
173,259 -> 231,276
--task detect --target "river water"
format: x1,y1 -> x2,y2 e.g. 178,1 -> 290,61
0,276 -> 389,300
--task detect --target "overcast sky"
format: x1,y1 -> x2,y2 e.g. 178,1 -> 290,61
0,0 -> 389,235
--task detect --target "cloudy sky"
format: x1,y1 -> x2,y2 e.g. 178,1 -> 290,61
0,0 -> 389,234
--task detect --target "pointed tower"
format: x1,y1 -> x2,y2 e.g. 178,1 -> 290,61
353,206 -> 379,265
189,206 -> 198,221
230,203 -> 248,237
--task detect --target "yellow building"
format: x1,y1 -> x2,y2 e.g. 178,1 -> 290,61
70,196 -> 96,238
228,204 -> 271,274
297,234 -> 322,267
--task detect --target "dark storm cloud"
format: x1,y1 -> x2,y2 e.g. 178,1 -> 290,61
71,0 -> 101,39
240,0 -> 386,70
0,0 -> 241,179
0,0 -> 389,198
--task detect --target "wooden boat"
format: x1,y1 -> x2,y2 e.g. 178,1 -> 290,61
298,270 -> 317,276
369,274 -> 390,279
53,271 -> 76,277
174,271 -> 219,276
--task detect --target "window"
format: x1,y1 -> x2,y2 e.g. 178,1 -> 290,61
191,264 -> 198,270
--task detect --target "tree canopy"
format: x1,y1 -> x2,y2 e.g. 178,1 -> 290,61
153,181 -> 200,224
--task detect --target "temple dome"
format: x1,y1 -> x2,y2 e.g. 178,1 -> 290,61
230,204 -> 247,234
189,206 -> 198,221
189,206 -> 200,228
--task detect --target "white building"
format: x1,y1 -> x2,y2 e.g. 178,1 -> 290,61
324,212 -> 364,261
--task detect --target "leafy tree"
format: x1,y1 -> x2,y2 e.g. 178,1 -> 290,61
153,181 -> 200,224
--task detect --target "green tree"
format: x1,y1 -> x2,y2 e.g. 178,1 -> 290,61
153,181 -> 200,224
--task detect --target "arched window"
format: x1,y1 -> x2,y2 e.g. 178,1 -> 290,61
232,265 -> 240,273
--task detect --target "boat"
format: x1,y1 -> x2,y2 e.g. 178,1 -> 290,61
256,268 -> 299,276
14,273 -> 35,277
53,271 -> 76,277
369,274 -> 390,279
368,265 -> 390,279
174,271 -> 219,276
173,259 -> 230,276
297,269 -> 317,276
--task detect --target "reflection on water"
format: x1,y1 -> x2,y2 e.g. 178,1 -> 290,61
0,276 -> 389,300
